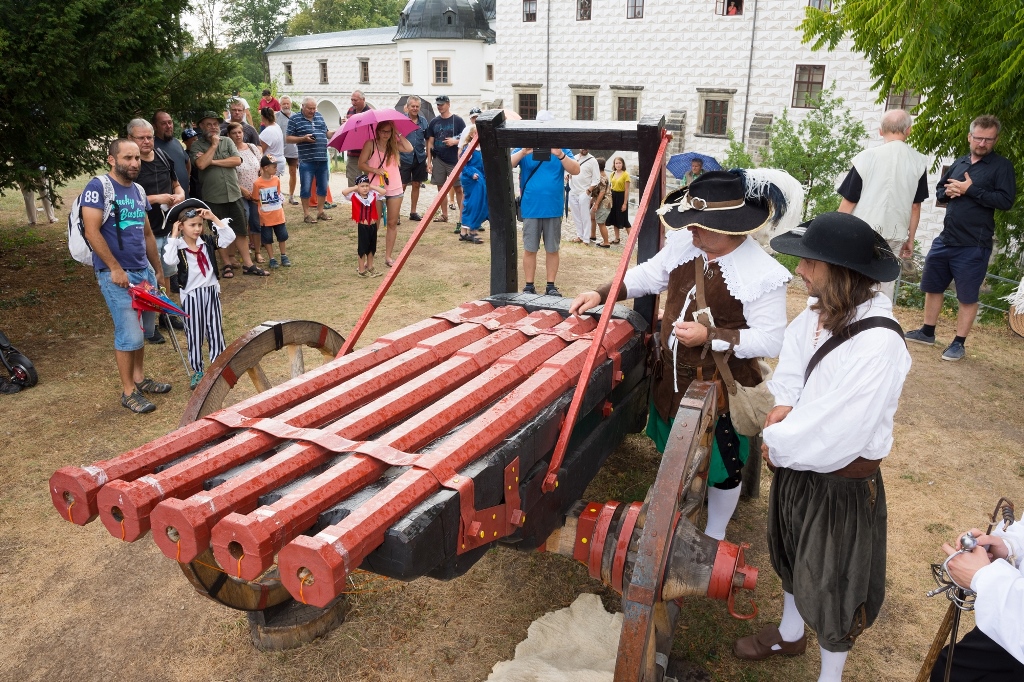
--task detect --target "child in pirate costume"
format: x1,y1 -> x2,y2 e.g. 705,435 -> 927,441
161,199 -> 236,389
734,213 -> 912,681
568,169 -> 801,541
341,174 -> 384,277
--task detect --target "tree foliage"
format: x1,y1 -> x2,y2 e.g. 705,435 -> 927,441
222,0 -> 291,82
288,0 -> 406,36
802,0 -> 1024,266
0,0 -> 233,196
761,86 -> 866,220
721,130 -> 756,170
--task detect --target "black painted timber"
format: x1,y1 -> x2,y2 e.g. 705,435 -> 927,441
476,109 -> 518,294
634,114 -> 666,330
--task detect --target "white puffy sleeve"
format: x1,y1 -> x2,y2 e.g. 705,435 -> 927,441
972,557 -> 1024,665
216,226 -> 236,249
163,236 -> 184,266
711,283 -> 788,359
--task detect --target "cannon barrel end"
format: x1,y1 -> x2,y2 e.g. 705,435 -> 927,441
278,536 -> 350,608
150,498 -> 212,563
95,479 -> 159,542
50,466 -> 104,525
211,512 -> 278,580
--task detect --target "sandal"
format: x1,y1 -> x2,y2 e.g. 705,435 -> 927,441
597,243 -> 611,248
255,254 -> 265,264
610,239 -> 621,244
459,233 -> 484,245
221,264 -> 235,279
449,202 -> 457,210
121,390 -> 156,414
303,215 -> 317,224
136,377 -> 172,394
433,215 -> 448,223
317,212 -> 332,221
385,258 -> 396,267
243,265 -> 271,276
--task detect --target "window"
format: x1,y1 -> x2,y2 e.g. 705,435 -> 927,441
715,0 -> 744,15
792,65 -> 825,108
518,93 -> 538,120
702,100 -> 729,136
886,88 -> 921,111
283,63 -> 293,86
433,59 -> 450,85
443,9 -> 457,25
523,0 -> 537,22
808,0 -> 832,9
575,95 -> 595,120
627,0 -> 644,18
359,59 -> 370,84
403,59 -> 412,85
577,0 -> 591,20
617,97 -> 638,121
485,64 -> 494,81
318,60 -> 328,85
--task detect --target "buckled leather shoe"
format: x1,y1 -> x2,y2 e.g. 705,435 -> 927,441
733,624 -> 807,661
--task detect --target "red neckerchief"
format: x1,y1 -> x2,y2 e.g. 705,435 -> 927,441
186,243 -> 210,277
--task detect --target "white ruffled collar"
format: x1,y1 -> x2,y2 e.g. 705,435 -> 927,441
664,230 -> 792,303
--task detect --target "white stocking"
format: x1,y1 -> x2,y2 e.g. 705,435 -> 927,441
817,647 -> 849,682
704,485 -> 741,541
772,591 -> 805,650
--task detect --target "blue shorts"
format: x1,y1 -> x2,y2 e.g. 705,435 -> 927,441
920,238 -> 992,304
97,267 -> 157,351
261,223 -> 289,245
299,160 -> 329,199
153,236 -> 178,277
245,199 -> 262,235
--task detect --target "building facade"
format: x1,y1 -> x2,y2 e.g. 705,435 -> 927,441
265,0 -> 947,245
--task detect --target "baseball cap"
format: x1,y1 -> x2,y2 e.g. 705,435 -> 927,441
260,154 -> 276,168
469,107 -> 482,118
435,95 -> 451,103
196,110 -> 223,124
181,128 -> 199,141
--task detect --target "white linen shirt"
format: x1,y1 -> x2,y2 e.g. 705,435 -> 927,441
763,292 -> 912,472
972,516 -> 1024,664
568,154 -> 600,196
623,229 -> 791,359
163,227 -> 236,297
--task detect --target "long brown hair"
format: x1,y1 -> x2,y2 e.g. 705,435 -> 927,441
374,121 -> 400,164
811,262 -> 878,332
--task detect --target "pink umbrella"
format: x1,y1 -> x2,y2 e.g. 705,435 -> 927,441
328,109 -> 421,152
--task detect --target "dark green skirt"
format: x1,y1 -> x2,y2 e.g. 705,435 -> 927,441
645,401 -> 748,488
768,466 -> 887,653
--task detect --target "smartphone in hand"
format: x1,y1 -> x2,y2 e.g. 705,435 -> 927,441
532,148 -> 551,162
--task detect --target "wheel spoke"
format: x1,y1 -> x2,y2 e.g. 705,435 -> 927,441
247,363 -> 272,393
287,345 -> 305,379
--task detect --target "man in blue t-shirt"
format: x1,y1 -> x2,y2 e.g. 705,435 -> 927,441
512,136 -> 580,296
286,96 -> 335,224
82,138 -> 171,414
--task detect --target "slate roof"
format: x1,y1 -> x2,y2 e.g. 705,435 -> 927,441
394,0 -> 495,43
265,26 -> 398,53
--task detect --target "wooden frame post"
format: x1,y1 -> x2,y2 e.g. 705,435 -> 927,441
635,114 -> 666,329
476,109 -> 518,295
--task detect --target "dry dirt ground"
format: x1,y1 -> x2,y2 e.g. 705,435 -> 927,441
1,174 -> 1022,682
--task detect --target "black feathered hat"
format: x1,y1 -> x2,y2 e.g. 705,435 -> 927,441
770,212 -> 901,282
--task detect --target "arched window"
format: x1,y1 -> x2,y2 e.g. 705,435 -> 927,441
443,9 -> 457,26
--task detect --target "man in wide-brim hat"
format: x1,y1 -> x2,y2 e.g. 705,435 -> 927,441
569,168 -> 799,542
732,212 -> 912,681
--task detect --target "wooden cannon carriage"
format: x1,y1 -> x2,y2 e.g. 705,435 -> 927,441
49,113 -> 758,681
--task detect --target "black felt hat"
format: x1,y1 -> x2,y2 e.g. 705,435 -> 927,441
770,212 -> 901,282
659,170 -> 775,235
162,198 -> 213,233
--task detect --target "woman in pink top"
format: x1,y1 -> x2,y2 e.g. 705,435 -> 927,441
359,121 -> 412,266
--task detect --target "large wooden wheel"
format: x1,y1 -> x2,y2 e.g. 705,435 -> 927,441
175,320 -> 344,616
615,381 -> 717,682
179,319 -> 344,425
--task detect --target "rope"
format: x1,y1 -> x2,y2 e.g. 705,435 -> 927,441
66,499 -> 75,523
175,540 -> 181,562
236,553 -> 244,579
120,519 -> 126,541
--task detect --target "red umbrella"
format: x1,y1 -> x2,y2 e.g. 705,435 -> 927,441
129,281 -> 188,318
327,109 -> 421,153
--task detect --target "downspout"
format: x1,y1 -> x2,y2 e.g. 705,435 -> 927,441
740,0 -> 759,144
546,0 -> 551,109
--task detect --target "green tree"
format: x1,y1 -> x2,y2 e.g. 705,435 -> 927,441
222,0 -> 291,82
802,0 -> 1023,276
288,0 -> 406,35
721,130 -> 756,169
762,86 -> 866,220
0,0 -> 233,196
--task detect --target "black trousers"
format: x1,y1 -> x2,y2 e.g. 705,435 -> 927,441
931,627 -> 1024,681
357,222 -> 378,257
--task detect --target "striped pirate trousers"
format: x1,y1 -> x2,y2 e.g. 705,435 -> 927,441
180,285 -> 226,374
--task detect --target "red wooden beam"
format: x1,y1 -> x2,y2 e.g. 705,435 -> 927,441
542,131 -> 672,493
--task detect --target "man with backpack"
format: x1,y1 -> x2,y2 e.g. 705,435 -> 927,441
128,118 -> 185,341
80,138 -> 172,414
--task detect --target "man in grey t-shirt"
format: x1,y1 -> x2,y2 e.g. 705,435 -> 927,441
277,96 -> 299,204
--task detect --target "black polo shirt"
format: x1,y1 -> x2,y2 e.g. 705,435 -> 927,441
935,152 -> 1016,247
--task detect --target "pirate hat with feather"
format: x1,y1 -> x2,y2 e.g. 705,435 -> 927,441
657,168 -> 802,235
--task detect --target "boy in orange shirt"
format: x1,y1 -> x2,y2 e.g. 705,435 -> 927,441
252,155 -> 291,267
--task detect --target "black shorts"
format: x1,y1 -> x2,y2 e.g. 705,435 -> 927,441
401,159 -> 428,185
357,222 -> 378,257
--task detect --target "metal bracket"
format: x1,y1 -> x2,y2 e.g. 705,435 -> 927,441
457,458 -> 524,554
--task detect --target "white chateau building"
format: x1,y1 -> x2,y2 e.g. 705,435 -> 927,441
265,0 -> 947,245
